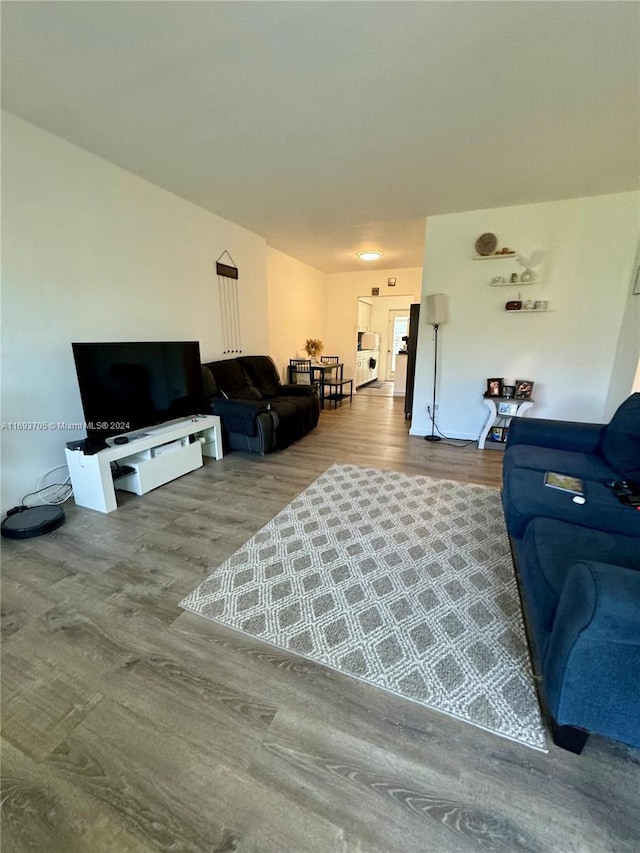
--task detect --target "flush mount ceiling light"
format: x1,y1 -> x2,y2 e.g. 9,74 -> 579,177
357,251 -> 383,262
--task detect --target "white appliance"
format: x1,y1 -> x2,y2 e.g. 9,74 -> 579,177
360,332 -> 379,349
151,438 -> 186,458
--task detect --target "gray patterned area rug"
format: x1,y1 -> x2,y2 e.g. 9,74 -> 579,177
181,464 -> 547,751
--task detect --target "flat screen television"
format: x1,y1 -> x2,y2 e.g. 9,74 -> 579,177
72,341 -> 204,441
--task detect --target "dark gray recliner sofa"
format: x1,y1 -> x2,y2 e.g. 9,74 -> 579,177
202,355 -> 320,454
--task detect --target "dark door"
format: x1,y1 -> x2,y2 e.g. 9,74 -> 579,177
404,303 -> 420,418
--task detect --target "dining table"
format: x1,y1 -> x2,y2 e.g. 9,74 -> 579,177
287,361 -> 344,409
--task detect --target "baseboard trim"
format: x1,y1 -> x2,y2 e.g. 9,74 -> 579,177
409,428 -> 478,440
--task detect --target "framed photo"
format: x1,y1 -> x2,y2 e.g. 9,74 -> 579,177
486,377 -> 504,397
514,379 -> 534,399
371,287 -> 380,296
502,385 -> 515,399
498,401 -> 519,416
490,426 -> 504,442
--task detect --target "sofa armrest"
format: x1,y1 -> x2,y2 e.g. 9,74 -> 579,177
506,417 -> 606,453
543,560 -> 640,745
209,397 -> 271,436
278,383 -> 319,397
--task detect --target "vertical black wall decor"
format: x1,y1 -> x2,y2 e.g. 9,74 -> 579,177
216,251 -> 241,354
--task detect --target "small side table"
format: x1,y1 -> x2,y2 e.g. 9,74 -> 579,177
478,396 -> 534,449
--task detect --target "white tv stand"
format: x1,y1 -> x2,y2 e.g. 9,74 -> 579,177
65,415 -> 222,513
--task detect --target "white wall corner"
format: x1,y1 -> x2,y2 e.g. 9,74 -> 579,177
412,193 -> 640,437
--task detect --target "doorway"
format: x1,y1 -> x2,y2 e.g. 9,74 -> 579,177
354,294 -> 414,396
386,310 -> 410,381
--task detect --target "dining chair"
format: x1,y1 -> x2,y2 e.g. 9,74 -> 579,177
319,356 -> 353,409
320,355 -> 340,380
289,358 -> 312,384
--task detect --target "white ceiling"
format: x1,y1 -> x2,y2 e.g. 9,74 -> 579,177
2,2 -> 639,272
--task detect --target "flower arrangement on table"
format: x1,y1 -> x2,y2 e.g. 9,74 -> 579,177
304,338 -> 323,360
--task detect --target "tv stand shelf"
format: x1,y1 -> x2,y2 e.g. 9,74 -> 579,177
65,415 -> 222,513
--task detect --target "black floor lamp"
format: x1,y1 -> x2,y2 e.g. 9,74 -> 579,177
424,293 -> 449,442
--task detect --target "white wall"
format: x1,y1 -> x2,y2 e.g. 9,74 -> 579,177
266,246 -> 327,380
325,268 -> 423,382
411,193 -> 640,438
604,238 -> 640,417
4,113 -> 636,511
1,112 -> 274,512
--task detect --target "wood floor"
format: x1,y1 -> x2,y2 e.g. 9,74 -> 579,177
2,396 -> 639,852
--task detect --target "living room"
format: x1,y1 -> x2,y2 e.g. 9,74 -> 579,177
2,3 -> 639,851
3,1 -> 640,509
4,113 -> 639,509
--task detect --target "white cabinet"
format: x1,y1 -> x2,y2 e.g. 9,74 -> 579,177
394,353 -> 408,395
357,299 -> 372,332
369,348 -> 379,382
65,415 -> 222,513
356,352 -> 367,387
355,349 -> 380,387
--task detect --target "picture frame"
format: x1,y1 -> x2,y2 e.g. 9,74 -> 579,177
498,401 -> 519,416
490,426 -> 504,442
514,379 -> 534,399
502,385 -> 515,399
486,377 -> 504,397
371,287 -> 380,296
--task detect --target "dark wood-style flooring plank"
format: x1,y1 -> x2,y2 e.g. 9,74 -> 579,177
1,739 -> 149,853
2,395 -> 638,852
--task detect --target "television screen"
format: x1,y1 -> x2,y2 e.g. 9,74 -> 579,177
72,341 -> 204,439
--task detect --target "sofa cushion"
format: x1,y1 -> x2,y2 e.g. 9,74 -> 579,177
206,358 -> 263,400
600,393 -> 640,481
268,398 -> 318,448
238,355 -> 281,398
503,444 -> 617,482
516,519 -> 640,660
506,417 -> 606,454
542,560 -> 640,748
210,398 -> 270,435
201,365 -> 218,399
502,467 -> 640,539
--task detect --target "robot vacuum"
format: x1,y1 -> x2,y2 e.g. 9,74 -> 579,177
1,505 -> 66,540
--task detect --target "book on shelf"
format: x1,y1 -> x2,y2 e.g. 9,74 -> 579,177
543,472 -> 584,495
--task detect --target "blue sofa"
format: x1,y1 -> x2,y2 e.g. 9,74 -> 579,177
502,394 -> 640,753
